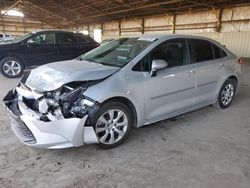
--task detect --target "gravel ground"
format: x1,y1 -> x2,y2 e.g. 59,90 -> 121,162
0,62 -> 249,188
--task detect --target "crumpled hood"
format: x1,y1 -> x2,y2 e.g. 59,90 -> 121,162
26,59 -> 119,92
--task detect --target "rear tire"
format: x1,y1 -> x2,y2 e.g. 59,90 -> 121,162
217,79 -> 236,109
0,57 -> 24,78
88,101 -> 132,149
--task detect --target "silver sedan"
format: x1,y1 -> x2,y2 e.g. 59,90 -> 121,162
3,35 -> 242,149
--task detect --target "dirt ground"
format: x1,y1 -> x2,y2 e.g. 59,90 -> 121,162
0,62 -> 249,188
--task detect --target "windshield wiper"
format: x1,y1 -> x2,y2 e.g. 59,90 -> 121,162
78,57 -> 121,67
99,62 -> 122,67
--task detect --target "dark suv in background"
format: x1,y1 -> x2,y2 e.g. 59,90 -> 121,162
0,30 -> 99,78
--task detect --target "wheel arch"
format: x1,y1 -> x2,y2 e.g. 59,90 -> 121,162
102,96 -> 138,128
0,54 -> 26,68
216,76 -> 237,109
223,75 -> 238,93
227,75 -> 238,85
214,74 -> 239,106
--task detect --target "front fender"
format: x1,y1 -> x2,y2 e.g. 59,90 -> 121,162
83,74 -> 145,127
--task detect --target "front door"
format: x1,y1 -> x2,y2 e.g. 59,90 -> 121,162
25,32 -> 58,67
143,39 -> 196,121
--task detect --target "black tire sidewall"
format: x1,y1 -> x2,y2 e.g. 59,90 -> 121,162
89,101 -> 132,149
218,79 -> 236,109
0,57 -> 24,78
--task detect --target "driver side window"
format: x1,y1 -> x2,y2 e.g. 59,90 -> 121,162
133,39 -> 189,72
29,32 -> 55,44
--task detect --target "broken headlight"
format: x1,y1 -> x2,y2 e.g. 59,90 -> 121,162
41,85 -> 99,120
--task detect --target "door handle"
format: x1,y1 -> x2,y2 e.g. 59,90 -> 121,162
218,63 -> 224,68
186,70 -> 196,76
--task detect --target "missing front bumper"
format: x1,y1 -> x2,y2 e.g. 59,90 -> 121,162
3,90 -> 99,149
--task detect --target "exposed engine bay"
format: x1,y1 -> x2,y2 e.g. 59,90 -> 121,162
10,80 -> 100,122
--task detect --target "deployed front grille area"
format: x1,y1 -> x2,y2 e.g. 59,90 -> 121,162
11,113 -> 36,144
3,90 -> 36,144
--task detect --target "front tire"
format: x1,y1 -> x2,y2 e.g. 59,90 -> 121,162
217,79 -> 236,109
0,57 -> 24,78
89,101 -> 132,149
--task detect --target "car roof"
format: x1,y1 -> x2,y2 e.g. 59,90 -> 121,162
124,34 -> 216,41
32,29 -> 75,34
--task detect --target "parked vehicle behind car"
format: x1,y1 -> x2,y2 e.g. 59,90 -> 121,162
3,35 -> 242,149
100,38 -> 116,45
0,33 -> 15,43
0,30 -> 99,78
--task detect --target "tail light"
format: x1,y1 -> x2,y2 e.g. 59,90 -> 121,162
237,57 -> 245,64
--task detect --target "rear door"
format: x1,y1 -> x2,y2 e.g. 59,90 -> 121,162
187,39 -> 225,104
76,33 -> 98,54
55,32 -> 83,61
25,32 -> 58,66
142,39 -> 196,121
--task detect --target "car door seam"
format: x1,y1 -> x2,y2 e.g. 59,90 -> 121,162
150,86 -> 194,100
197,80 -> 217,88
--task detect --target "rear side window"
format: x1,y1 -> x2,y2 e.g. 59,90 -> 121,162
75,33 -> 90,43
56,33 -> 77,43
212,43 -> 227,59
188,39 -> 213,63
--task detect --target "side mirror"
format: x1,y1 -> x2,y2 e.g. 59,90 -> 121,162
150,59 -> 168,77
27,39 -> 35,46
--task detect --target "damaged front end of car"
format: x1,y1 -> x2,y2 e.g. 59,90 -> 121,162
3,77 -> 100,149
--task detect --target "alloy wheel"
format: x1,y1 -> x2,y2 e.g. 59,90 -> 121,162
95,109 -> 128,145
3,60 -> 21,76
221,83 -> 234,106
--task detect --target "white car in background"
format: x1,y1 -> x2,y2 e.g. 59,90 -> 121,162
0,33 -> 15,43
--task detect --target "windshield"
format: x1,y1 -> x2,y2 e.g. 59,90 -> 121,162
79,37 -> 155,67
10,33 -> 33,43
